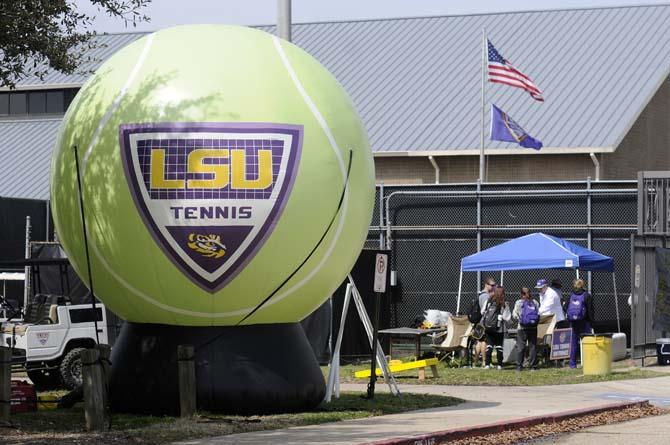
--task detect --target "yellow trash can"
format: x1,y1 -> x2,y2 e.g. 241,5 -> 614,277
581,334 -> 613,376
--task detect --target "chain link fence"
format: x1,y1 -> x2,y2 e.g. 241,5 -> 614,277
374,180 -> 637,332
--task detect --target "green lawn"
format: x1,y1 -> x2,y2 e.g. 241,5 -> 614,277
3,392 -> 463,445
325,360 -> 664,386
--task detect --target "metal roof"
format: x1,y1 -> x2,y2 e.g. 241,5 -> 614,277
2,4 -> 670,198
289,4 -> 670,154
12,32 -> 146,88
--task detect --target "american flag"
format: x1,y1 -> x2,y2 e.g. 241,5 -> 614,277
488,39 -> 544,102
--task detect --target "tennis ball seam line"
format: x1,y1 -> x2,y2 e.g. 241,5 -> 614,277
239,149 -> 353,324
239,37 -> 351,320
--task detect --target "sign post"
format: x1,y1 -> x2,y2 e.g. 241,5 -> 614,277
367,253 -> 388,399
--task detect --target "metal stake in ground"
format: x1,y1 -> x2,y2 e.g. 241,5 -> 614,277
367,253 -> 389,399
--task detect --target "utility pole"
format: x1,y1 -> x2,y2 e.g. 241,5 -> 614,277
278,0 -> 292,42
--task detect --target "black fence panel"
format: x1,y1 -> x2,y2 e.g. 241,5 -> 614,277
0,197 -> 51,307
392,237 -> 477,327
0,197 -> 49,260
379,181 -> 637,335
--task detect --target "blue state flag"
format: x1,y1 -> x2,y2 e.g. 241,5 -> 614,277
490,104 -> 543,150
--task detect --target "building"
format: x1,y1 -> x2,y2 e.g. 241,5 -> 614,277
1,4 -> 669,201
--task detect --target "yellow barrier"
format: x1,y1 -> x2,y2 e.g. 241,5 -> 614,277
582,335 -> 612,376
37,395 -> 59,410
354,358 -> 439,380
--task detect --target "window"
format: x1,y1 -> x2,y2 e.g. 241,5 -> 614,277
69,307 -> 103,324
46,90 -> 64,113
0,94 -> 8,115
0,88 -> 80,116
9,93 -> 26,114
0,88 -> 79,116
64,89 -> 78,109
28,92 -> 46,114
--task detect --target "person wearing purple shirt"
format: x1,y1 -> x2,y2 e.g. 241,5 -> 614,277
567,279 -> 595,369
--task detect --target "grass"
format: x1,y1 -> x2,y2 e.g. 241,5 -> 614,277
326,359 -> 665,386
2,392 -> 463,445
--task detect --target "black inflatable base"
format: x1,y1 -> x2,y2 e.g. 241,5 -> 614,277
109,322 -> 326,415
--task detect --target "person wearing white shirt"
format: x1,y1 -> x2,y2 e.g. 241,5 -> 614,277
535,278 -> 566,324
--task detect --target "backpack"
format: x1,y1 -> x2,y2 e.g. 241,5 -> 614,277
482,301 -> 500,330
468,298 -> 482,324
566,292 -> 587,321
519,300 -> 540,327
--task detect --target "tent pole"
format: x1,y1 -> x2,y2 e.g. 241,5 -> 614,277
613,272 -> 621,333
456,268 -> 463,315
500,271 -> 504,286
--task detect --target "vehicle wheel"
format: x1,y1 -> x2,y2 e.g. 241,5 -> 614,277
60,347 -> 85,390
27,367 -> 61,390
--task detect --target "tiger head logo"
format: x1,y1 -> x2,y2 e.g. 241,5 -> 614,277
188,234 -> 227,259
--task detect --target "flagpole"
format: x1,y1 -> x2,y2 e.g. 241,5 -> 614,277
479,28 -> 487,183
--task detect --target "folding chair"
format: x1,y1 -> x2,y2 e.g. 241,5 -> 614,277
431,315 -> 472,364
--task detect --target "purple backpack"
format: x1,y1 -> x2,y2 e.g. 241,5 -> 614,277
567,292 -> 587,321
519,300 -> 539,327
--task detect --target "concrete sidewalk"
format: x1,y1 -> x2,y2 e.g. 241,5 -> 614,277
175,375 -> 670,445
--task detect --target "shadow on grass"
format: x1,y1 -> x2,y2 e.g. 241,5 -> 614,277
1,392 -> 464,445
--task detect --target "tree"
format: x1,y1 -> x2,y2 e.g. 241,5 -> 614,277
0,0 -> 151,88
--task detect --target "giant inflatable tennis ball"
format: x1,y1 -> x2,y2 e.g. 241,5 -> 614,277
50,25 -> 375,326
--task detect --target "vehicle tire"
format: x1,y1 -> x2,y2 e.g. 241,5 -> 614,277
27,367 -> 61,390
60,347 -> 85,390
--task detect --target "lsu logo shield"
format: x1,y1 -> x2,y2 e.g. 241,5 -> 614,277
36,332 -> 49,346
120,123 -> 303,292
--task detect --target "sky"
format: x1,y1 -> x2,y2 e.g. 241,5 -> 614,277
75,0 -> 669,33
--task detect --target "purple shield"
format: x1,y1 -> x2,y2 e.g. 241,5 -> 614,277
119,122 -> 303,292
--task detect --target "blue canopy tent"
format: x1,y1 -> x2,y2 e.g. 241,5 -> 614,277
456,233 -> 620,331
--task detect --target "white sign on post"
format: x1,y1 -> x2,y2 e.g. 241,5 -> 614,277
373,253 -> 388,293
